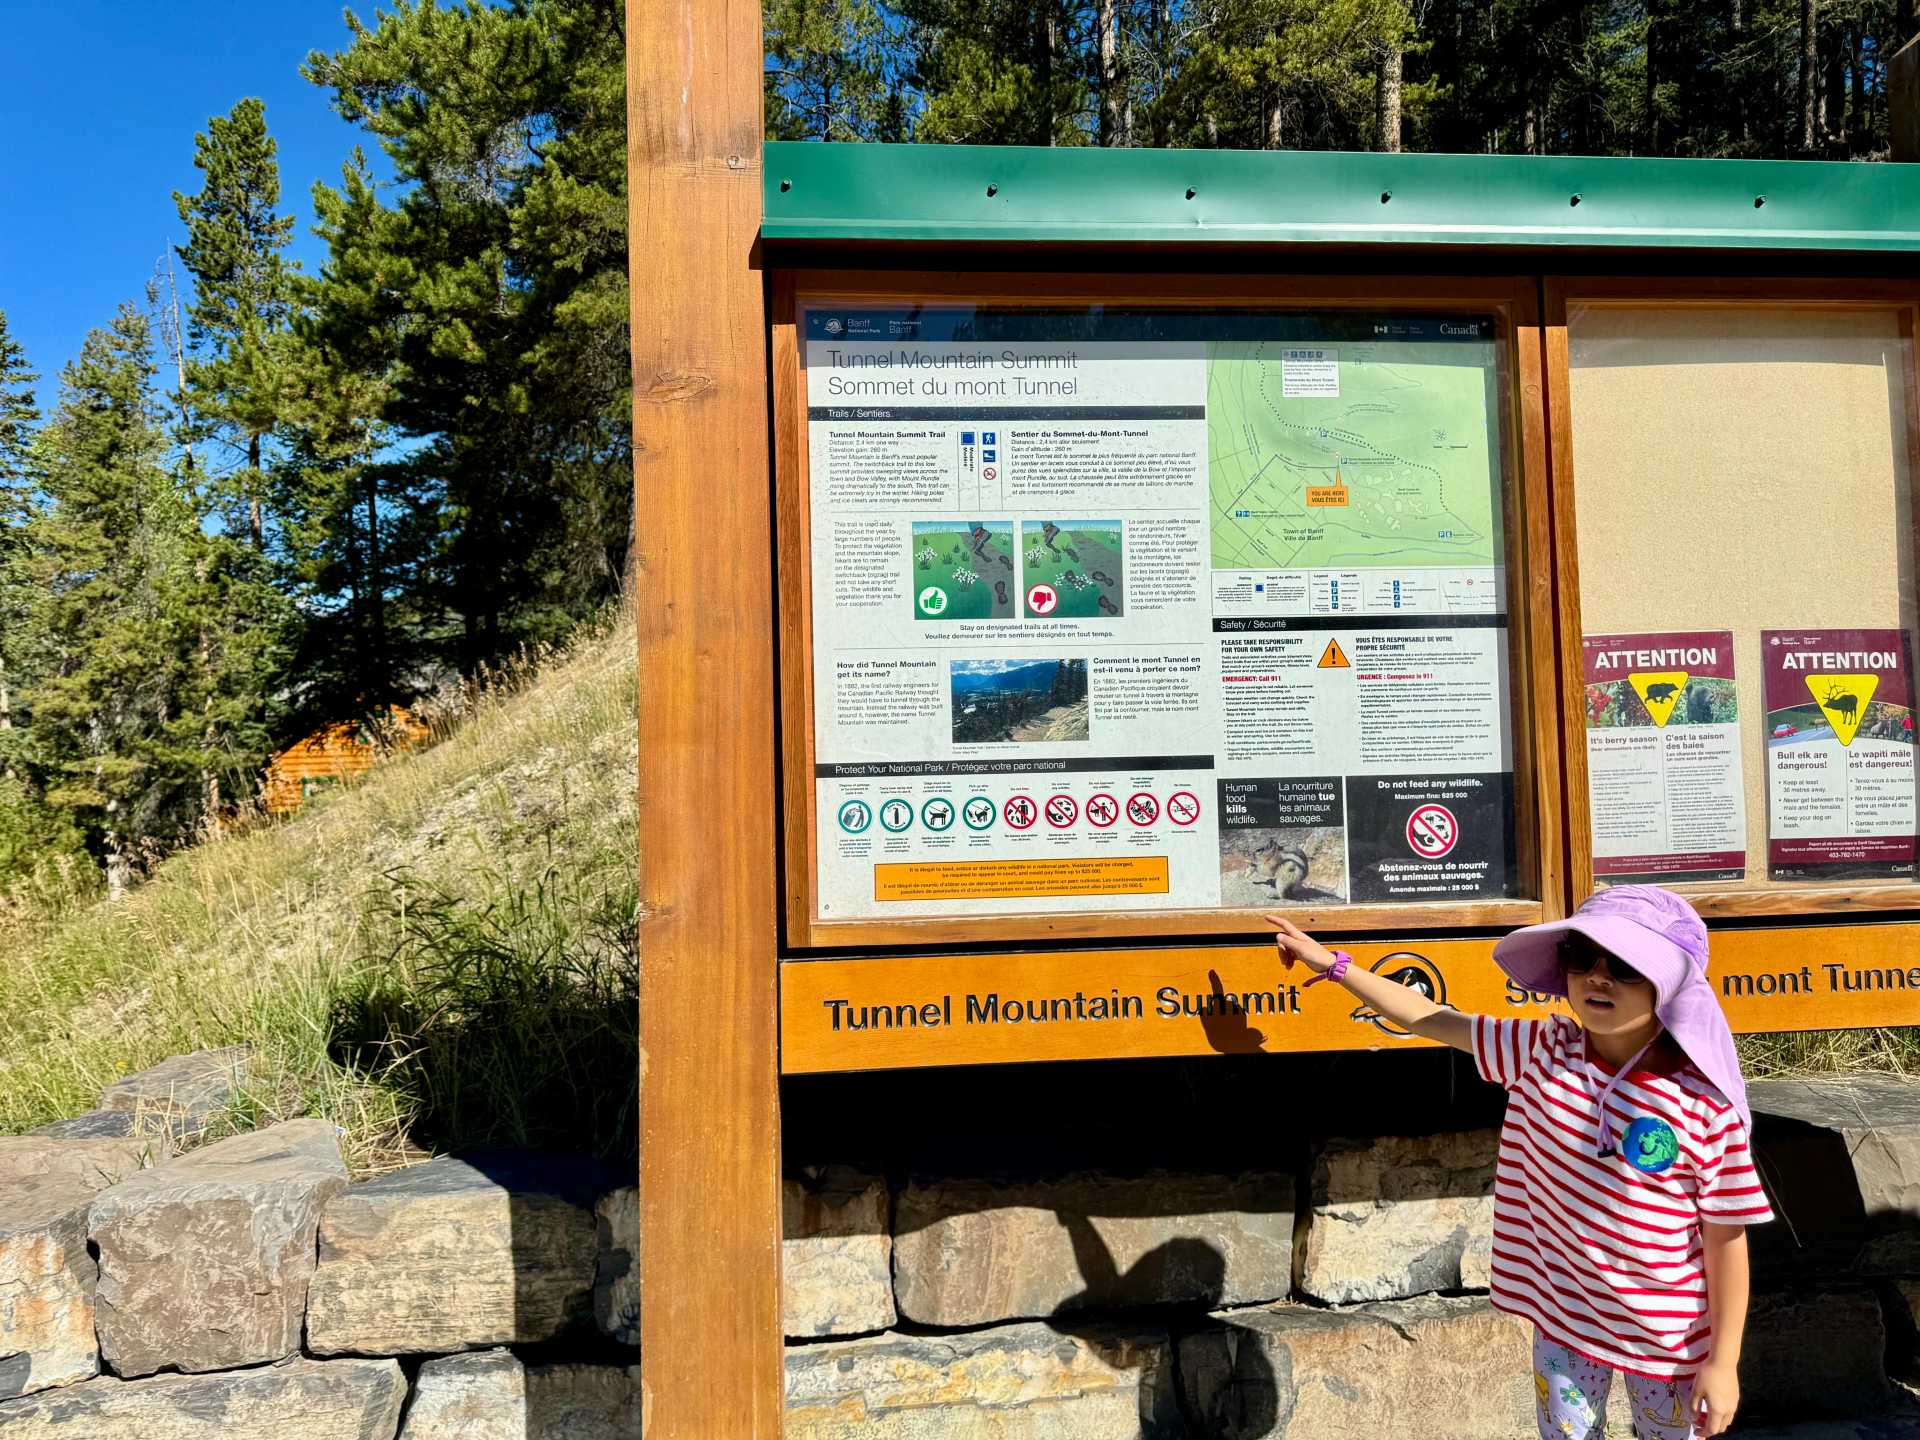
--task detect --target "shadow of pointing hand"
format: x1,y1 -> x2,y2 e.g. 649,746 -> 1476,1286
1200,968 -> 1267,1055
1045,1208 -> 1278,1438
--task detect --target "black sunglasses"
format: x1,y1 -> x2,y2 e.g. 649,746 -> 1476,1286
1558,936 -> 1650,986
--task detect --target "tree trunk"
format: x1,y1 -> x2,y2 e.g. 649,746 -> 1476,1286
1902,0 -> 1916,48
365,460 -> 387,699
1824,30 -> 1846,145
195,553 -> 219,835
1644,0 -> 1659,152
1851,27 -> 1868,151
201,722 -> 220,834
1801,0 -> 1819,152
103,786 -> 129,901
247,431 -> 264,549
1729,0 -> 1747,141
1099,0 -> 1122,146
159,253 -> 194,480
105,840 -> 130,901
0,659 -> 12,782
1038,6 -> 1060,146
1377,41 -> 1404,152
1204,111 -> 1219,146
1266,97 -> 1284,149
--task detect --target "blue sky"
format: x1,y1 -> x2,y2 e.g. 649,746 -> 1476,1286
0,2 -> 385,393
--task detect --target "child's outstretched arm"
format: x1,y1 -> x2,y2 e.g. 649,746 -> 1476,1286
1692,1223 -> 1750,1436
1266,914 -> 1474,1053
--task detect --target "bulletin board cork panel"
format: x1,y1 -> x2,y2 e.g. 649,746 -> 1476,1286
1563,301 -> 1920,904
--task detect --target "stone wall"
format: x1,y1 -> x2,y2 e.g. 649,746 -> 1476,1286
7,1051 -> 1920,1436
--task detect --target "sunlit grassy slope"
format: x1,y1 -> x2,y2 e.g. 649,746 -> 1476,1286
0,608 -> 637,1177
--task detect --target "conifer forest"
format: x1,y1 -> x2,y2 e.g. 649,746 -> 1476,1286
2,0 -> 1912,900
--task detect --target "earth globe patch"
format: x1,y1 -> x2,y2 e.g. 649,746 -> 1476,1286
1623,1116 -> 1680,1174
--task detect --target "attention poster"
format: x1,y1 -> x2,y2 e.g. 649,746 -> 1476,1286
1582,630 -> 1745,884
1763,628 -> 1918,881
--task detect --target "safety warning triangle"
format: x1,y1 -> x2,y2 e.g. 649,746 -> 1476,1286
1804,672 -> 1879,747
1628,671 -> 1690,728
1317,638 -> 1351,670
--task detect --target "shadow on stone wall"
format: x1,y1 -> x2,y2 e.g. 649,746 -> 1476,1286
1048,1214 -> 1276,1439
783,1044 -> 1505,1178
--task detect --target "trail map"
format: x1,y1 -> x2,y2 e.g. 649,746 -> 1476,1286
1207,340 -> 1500,572
805,307 -> 1517,921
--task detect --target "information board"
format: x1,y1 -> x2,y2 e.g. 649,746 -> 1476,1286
803,307 -> 1519,922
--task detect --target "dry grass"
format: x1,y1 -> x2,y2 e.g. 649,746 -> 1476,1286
1739,1027 -> 1920,1080
0,605 -> 637,1177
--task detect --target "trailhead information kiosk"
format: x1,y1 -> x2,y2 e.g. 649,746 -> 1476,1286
632,25 -> 1920,1424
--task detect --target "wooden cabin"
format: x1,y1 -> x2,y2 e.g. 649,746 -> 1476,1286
262,708 -> 429,815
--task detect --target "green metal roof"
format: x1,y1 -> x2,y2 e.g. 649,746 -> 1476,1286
763,141 -> 1920,252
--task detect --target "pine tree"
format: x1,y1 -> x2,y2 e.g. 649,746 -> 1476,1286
174,97 -> 297,551
304,0 -> 632,670
277,180 -> 440,728
0,311 -> 85,888
0,311 -> 37,747
765,0 -> 892,140
23,308 -> 200,897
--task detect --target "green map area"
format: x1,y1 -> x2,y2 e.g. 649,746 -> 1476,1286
1207,340 -> 1501,571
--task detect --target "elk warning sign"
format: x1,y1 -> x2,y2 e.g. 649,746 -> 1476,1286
1806,673 -> 1880,748
1764,629 -> 1917,881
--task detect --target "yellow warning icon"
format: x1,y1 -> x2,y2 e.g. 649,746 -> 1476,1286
1317,638 -> 1352,669
1628,671 -> 1690,728
1804,673 -> 1879,747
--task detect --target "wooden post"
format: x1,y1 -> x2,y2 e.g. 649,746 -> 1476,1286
630,0 -> 784,1434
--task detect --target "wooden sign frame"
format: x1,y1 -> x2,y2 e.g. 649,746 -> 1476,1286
771,263 -> 1920,1078
774,270 -> 1567,949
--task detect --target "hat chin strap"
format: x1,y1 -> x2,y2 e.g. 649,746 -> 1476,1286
1593,1035 -> 1658,1158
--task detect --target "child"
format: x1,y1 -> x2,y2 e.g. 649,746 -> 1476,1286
1269,885 -> 1771,1440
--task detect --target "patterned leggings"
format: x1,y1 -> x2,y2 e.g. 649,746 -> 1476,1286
1533,1331 -> 1696,1440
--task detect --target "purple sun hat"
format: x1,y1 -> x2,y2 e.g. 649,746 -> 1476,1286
1493,885 -> 1751,1142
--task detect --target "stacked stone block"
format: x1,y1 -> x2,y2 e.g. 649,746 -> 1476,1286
6,1055 -> 1920,1436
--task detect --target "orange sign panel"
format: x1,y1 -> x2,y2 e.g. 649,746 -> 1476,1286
874,856 -> 1169,902
780,923 -> 1920,1074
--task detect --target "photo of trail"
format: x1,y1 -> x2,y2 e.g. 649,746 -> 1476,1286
1219,826 -> 1348,906
950,658 -> 1091,743
913,521 -> 1016,620
1021,520 -> 1123,618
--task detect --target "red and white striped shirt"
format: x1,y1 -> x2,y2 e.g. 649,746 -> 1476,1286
1472,1014 -> 1773,1380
